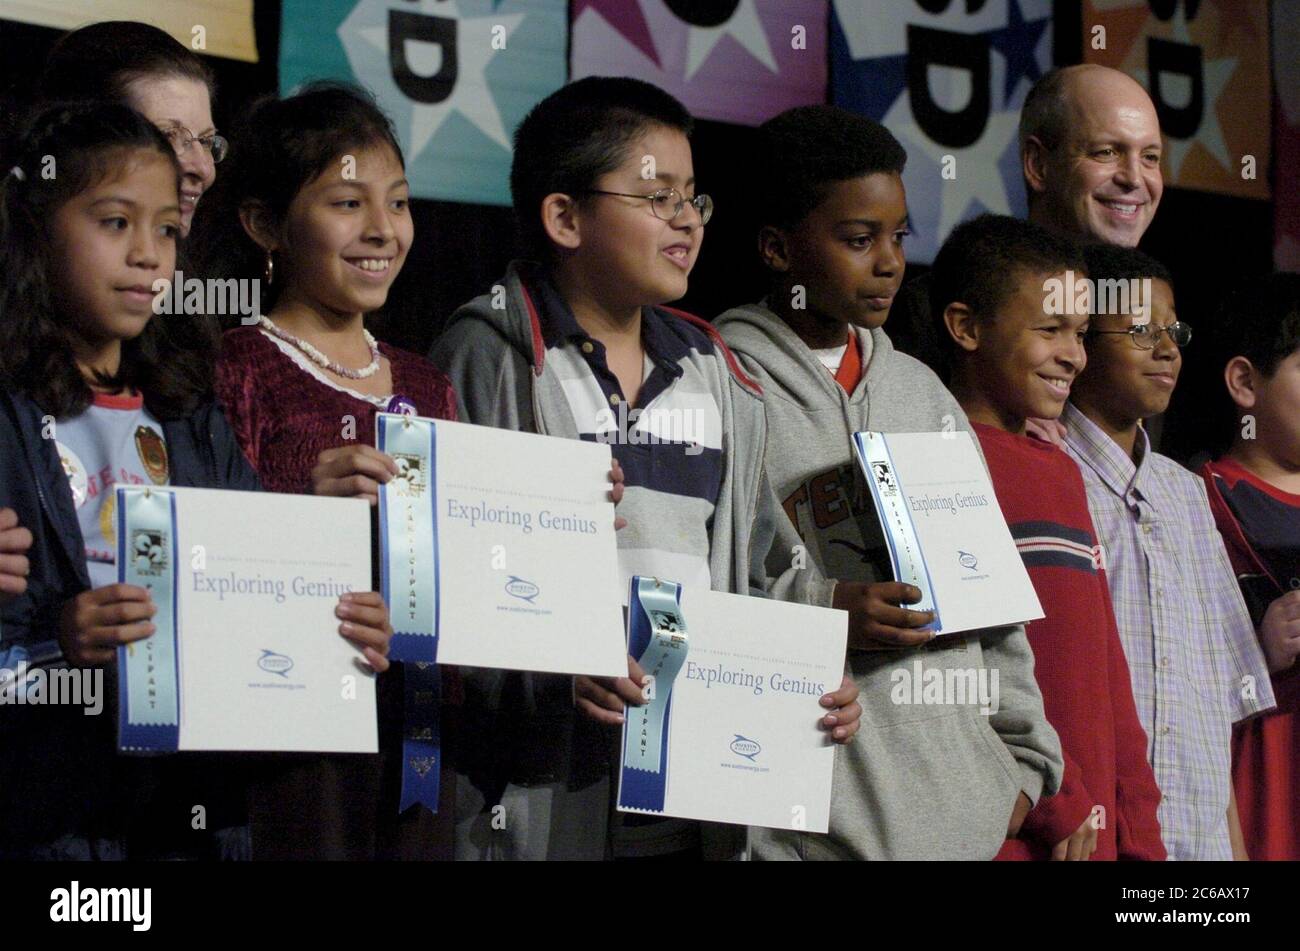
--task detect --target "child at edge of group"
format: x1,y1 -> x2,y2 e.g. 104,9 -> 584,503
0,102 -> 393,859
1198,274 -> 1300,860
714,109 -> 1066,860
205,83 -> 453,860
429,76 -> 863,861
1061,241 -> 1276,860
935,214 -> 1166,861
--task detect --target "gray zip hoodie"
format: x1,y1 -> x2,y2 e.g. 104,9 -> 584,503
429,263 -> 836,859
715,302 -> 1063,860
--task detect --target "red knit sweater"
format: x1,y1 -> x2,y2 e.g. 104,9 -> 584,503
214,325 -> 458,494
974,423 -> 1165,861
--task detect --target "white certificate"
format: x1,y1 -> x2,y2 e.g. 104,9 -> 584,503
376,415 -> 626,678
852,431 -> 1043,635
617,581 -> 846,833
115,485 -> 376,753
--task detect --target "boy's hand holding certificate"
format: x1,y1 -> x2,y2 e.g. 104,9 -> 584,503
852,430 -> 1043,635
376,414 -> 626,677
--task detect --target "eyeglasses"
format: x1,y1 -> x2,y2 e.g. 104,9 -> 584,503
157,123 -> 229,164
580,187 -> 713,225
1090,320 -> 1192,350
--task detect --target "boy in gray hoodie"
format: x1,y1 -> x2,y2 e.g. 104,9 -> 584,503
715,106 -> 1063,860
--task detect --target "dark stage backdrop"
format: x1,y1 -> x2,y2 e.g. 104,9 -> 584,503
0,1 -> 1287,463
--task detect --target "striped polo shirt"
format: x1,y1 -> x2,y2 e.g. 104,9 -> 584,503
532,275 -> 724,600
532,275 -> 726,858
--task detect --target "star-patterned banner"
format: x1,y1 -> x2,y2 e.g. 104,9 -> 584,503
1082,0 -> 1270,201
279,0 -> 567,206
1273,0 -> 1299,270
569,0 -> 827,126
831,0 -> 1052,264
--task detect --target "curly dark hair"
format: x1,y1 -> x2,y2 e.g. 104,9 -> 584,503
0,100 -> 214,420
756,105 -> 907,231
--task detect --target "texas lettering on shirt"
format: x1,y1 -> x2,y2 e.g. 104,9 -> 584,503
781,461 -> 891,580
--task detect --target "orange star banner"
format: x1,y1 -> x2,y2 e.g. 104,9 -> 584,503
1082,0 -> 1270,200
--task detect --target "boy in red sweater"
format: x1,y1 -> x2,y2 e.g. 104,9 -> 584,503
1201,274 -> 1300,860
933,214 -> 1165,860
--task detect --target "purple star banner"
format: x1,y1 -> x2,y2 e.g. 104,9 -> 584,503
831,0 -> 1052,264
570,0 -> 828,126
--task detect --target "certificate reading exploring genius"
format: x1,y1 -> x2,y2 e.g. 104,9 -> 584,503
852,431 -> 1043,636
376,414 -> 626,677
115,485 -> 377,754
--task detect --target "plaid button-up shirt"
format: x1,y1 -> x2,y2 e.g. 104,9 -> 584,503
1062,403 -> 1275,860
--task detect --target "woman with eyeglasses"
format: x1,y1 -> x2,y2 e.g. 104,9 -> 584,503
35,20 -> 226,237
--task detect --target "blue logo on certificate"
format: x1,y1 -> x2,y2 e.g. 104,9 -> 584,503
730,734 -> 761,762
258,649 -> 294,678
504,576 -> 540,603
958,550 -> 979,570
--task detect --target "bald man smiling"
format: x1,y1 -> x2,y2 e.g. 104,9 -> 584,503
1019,64 -> 1164,248
890,64 -> 1166,374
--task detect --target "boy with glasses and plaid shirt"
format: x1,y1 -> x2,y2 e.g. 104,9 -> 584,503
1062,243 -> 1275,859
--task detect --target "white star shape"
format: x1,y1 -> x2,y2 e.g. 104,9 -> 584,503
683,0 -> 776,81
887,95 -> 1022,241
343,0 -> 523,160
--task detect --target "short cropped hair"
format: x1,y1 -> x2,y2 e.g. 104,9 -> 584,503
1216,273 -> 1300,378
510,76 -> 693,259
38,20 -> 216,105
1082,243 -> 1174,312
756,105 -> 907,230
930,213 -> 1087,356
1019,68 -> 1073,154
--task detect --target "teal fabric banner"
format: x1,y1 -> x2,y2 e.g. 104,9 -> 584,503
279,0 -> 568,205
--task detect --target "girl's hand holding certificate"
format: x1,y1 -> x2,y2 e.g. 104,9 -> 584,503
0,508 -> 32,604
335,590 -> 393,673
58,583 -> 157,667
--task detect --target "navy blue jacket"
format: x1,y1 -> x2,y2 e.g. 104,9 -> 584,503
0,391 -> 260,851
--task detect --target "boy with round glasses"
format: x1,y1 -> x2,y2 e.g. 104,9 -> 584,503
1062,243 -> 1275,860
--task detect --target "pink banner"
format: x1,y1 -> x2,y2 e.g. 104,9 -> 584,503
570,0 -> 827,126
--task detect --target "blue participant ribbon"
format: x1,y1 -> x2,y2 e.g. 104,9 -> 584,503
116,486 -> 181,752
376,412 -> 439,663
399,660 -> 441,814
619,576 -> 690,813
376,412 -> 442,814
853,432 -> 941,631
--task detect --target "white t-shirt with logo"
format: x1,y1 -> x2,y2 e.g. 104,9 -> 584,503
56,392 -> 170,589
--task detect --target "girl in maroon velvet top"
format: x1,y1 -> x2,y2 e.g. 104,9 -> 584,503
204,83 -> 457,859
